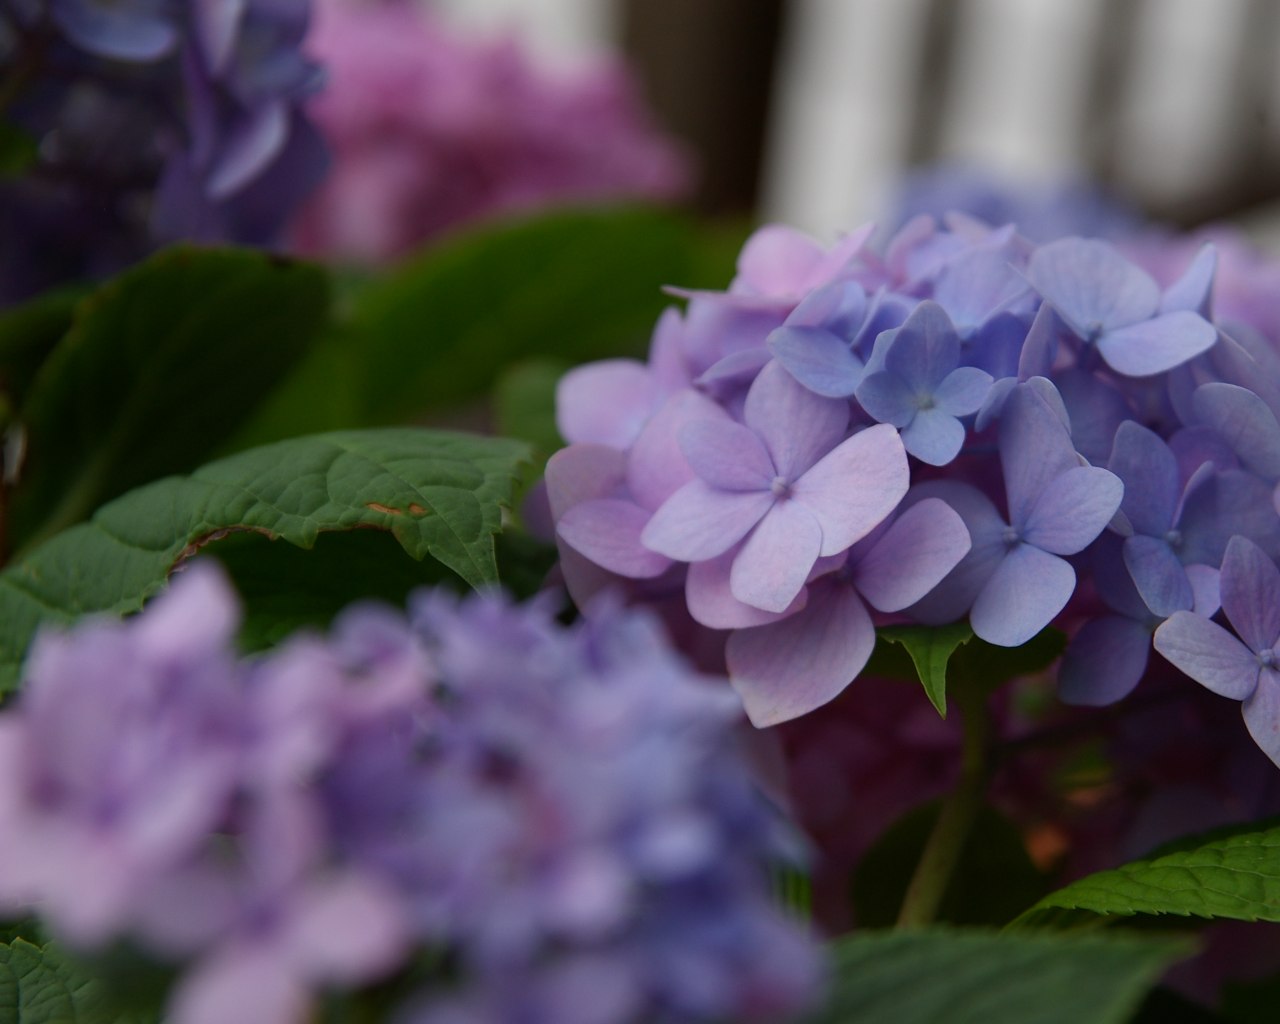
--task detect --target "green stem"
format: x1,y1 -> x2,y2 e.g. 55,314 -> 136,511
895,682 -> 991,928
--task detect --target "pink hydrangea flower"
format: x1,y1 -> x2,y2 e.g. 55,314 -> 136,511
292,0 -> 690,264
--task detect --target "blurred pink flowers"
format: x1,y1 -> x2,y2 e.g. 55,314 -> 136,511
292,0 -> 691,264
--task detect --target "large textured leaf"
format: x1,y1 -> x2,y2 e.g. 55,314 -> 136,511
0,287 -> 84,407
808,929 -> 1191,1024
1015,818 -> 1280,927
9,247 -> 330,551
0,429 -> 529,691
0,940 -> 102,1024
233,207 -> 723,447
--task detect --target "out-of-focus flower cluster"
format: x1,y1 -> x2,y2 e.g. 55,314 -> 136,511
0,0 -> 327,302
0,564 -> 820,1024
546,203 -> 1280,771
290,0 -> 690,266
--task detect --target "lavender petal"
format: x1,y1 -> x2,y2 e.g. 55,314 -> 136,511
970,544 -> 1076,647
1153,611 -> 1261,699
726,583 -> 875,726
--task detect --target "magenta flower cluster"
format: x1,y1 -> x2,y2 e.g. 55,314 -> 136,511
547,215 -> 1280,767
0,0 -> 327,301
290,0 -> 690,265
0,565 -> 820,1024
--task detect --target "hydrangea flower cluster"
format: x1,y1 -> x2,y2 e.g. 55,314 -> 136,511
0,0 -> 327,301
290,0 -> 690,265
546,213 -> 1280,767
0,565 -> 821,1023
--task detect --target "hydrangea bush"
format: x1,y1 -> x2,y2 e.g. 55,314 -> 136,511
547,215 -> 1280,769
4,2 -> 1280,1018
0,564 -> 821,1023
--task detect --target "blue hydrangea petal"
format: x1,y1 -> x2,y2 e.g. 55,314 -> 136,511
1160,243 -> 1217,317
792,423 -> 909,556
1191,382 -> 1280,480
1059,615 -> 1153,706
1022,465 -> 1123,555
207,101 -> 289,200
743,360 -> 848,479
1154,611 -> 1260,699
1179,469 -> 1280,566
1109,420 -> 1180,536
768,325 -> 864,397
52,0 -> 178,61
1220,536 -> 1280,654
557,499 -> 673,579
1243,668 -> 1280,769
1000,383 -> 1079,529
854,370 -> 916,428
1017,303 -> 1063,380
686,546 -> 805,630
679,420 -> 776,492
640,482 -> 774,562
902,481 -> 1008,624
1123,535 -> 1194,618
1095,311 -> 1218,378
1026,237 -> 1159,335
730,500 -> 824,613
883,301 -> 959,394
1054,368 -> 1131,467
970,544 -> 1076,647
933,366 -> 993,417
901,407 -> 965,466
963,312 -> 1025,378
726,581 -> 874,727
853,497 -> 971,612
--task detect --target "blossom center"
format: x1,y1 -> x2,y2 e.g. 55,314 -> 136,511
1260,649 -> 1278,669
1001,525 -> 1021,549
1164,528 -> 1183,549
915,393 -> 936,411
770,475 -> 791,498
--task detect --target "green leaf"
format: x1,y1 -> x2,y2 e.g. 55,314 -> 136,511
0,123 -> 37,177
1013,818 -> 1280,928
492,358 -> 566,460
234,207 -> 711,447
852,802 -> 1049,928
0,287 -> 84,408
0,939 -> 103,1024
0,429 -> 529,692
875,623 -> 973,716
9,247 -> 331,552
205,529 -> 463,652
808,928 -> 1192,1024
871,625 -> 1066,717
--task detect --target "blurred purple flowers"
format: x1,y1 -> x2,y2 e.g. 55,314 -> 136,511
0,563 -> 822,1023
0,0 -> 327,301
543,190 -> 1280,770
290,0 -> 690,265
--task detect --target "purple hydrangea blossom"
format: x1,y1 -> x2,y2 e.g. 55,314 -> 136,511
640,360 -> 909,613
1154,536 -> 1280,766
908,382 -> 1122,646
724,496 -> 971,726
1025,238 -> 1217,378
544,196 -> 1280,771
0,563 -> 823,1023
854,301 -> 993,465
0,0 -> 326,301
